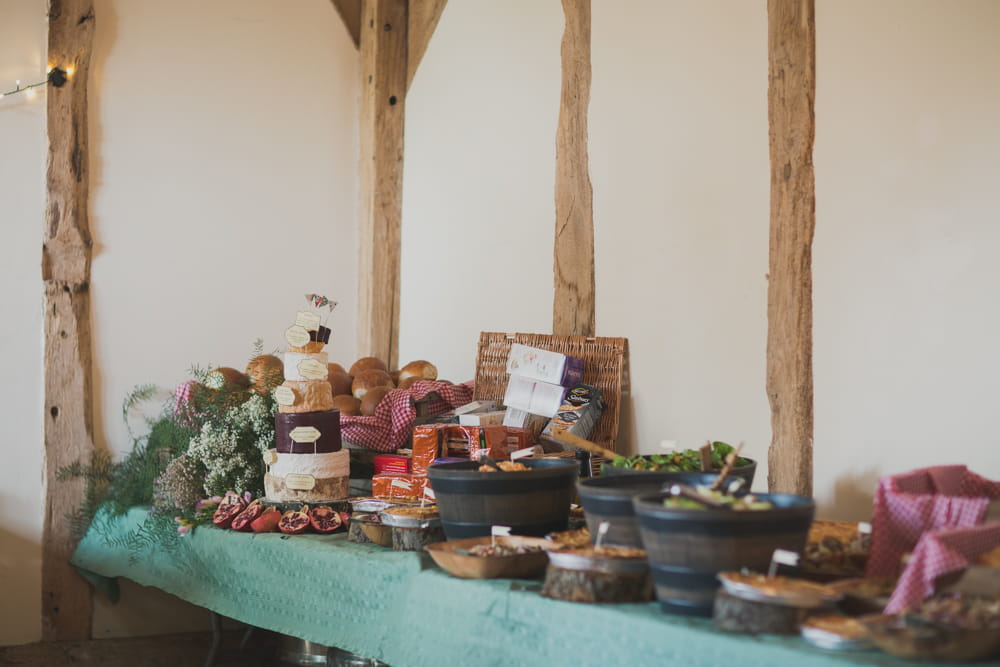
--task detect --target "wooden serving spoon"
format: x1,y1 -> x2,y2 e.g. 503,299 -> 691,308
709,442 -> 745,491
548,431 -> 619,460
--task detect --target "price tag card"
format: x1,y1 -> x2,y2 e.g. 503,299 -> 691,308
297,358 -> 328,380
294,311 -> 321,331
491,525 -> 512,537
511,445 -> 543,461
768,548 -> 800,577
595,521 -> 610,548
285,325 -> 311,348
273,386 -> 296,406
285,473 -> 316,491
858,521 -> 873,535
289,426 -> 321,443
391,479 -> 413,491
423,487 -> 436,501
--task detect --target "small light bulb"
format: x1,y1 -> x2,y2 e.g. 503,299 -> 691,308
47,64 -> 54,73
15,80 -> 21,87
66,66 -> 75,77
26,88 -> 36,99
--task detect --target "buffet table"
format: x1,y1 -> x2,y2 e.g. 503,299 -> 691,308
73,508 -> 916,667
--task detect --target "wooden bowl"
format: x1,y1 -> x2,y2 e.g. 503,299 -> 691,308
860,614 -> 1000,662
424,536 -> 553,579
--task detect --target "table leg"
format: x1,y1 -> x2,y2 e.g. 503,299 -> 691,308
205,610 -> 222,667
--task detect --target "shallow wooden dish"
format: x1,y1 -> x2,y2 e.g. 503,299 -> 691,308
424,536 -> 552,579
860,614 -> 1000,662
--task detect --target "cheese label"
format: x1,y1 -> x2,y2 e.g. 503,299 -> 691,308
295,311 -> 321,331
285,473 -> 316,491
285,325 -> 311,348
297,358 -> 328,380
391,479 -> 412,491
289,426 -> 321,443
511,446 -> 542,461
262,450 -> 278,466
274,386 -> 296,406
491,525 -> 512,537
857,521 -> 873,535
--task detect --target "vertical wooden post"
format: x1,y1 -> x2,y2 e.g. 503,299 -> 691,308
766,0 -> 816,496
553,0 -> 595,337
357,0 -> 407,369
41,0 -> 96,641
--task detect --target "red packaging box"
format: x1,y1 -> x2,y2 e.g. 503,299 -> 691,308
410,424 -> 534,474
374,454 -> 411,475
371,473 -> 429,500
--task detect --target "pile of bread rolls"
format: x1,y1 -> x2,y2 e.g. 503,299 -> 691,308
326,357 -> 441,417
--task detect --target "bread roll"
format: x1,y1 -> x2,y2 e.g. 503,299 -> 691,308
205,367 -> 251,390
331,394 -> 361,416
349,356 -> 388,376
399,360 -> 438,382
389,369 -> 401,385
328,369 -> 353,397
245,355 -> 284,394
398,376 -> 420,390
360,386 -> 390,416
328,362 -> 348,376
352,369 -> 394,399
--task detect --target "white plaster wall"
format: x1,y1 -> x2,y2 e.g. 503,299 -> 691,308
402,0 -> 1000,514
813,0 -> 1000,518
0,0 -> 48,647
0,0 -> 359,645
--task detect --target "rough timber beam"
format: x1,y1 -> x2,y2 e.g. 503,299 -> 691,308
42,0 -> 96,641
331,0 -> 362,48
357,0 -> 407,369
406,0 -> 447,89
766,0 -> 816,496
553,0 -> 595,337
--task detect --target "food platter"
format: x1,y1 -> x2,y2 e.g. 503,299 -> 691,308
800,615 -> 873,651
717,572 -> 840,609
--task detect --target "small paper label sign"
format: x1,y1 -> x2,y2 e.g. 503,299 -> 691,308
491,525 -> 512,537
595,521 -> 610,548
295,311 -> 321,331
289,426 -> 321,443
297,358 -> 328,380
768,549 -> 800,577
274,386 -> 296,406
511,446 -> 543,461
391,479 -> 413,491
262,450 -> 278,466
858,522 -> 873,535
285,473 -> 316,491
423,487 -> 436,501
285,325 -> 311,348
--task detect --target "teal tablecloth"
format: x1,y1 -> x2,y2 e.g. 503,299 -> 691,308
73,508 -> 920,667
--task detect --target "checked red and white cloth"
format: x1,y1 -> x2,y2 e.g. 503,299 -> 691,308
339,380 -> 474,452
868,465 -> 1000,581
885,522 -> 1000,614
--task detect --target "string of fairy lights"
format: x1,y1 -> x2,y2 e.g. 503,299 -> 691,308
0,66 -> 72,101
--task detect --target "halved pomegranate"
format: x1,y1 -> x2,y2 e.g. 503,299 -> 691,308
212,492 -> 247,529
230,499 -> 264,532
278,505 -> 311,534
338,511 -> 351,527
250,507 -> 282,533
308,506 -> 343,534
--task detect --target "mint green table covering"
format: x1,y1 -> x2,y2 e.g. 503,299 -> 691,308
72,508 -> 920,667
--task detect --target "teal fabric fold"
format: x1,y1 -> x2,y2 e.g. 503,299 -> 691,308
72,508 -> 913,667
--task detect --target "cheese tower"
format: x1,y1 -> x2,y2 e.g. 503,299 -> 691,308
264,307 -> 350,502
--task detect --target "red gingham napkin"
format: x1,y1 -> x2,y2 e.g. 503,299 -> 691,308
868,465 -> 1000,578
885,522 -> 1000,613
339,380 -> 474,452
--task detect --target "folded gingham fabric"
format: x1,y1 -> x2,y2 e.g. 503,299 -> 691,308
868,465 -> 1000,578
885,521 -> 1000,613
340,380 -> 474,452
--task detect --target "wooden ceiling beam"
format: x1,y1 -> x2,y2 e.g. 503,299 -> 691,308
553,0 -> 595,337
766,0 -> 816,496
331,0 -> 362,48
42,0 -> 96,641
406,0 -> 447,89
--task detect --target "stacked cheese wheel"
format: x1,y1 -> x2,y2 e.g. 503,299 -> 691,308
263,312 -> 350,502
